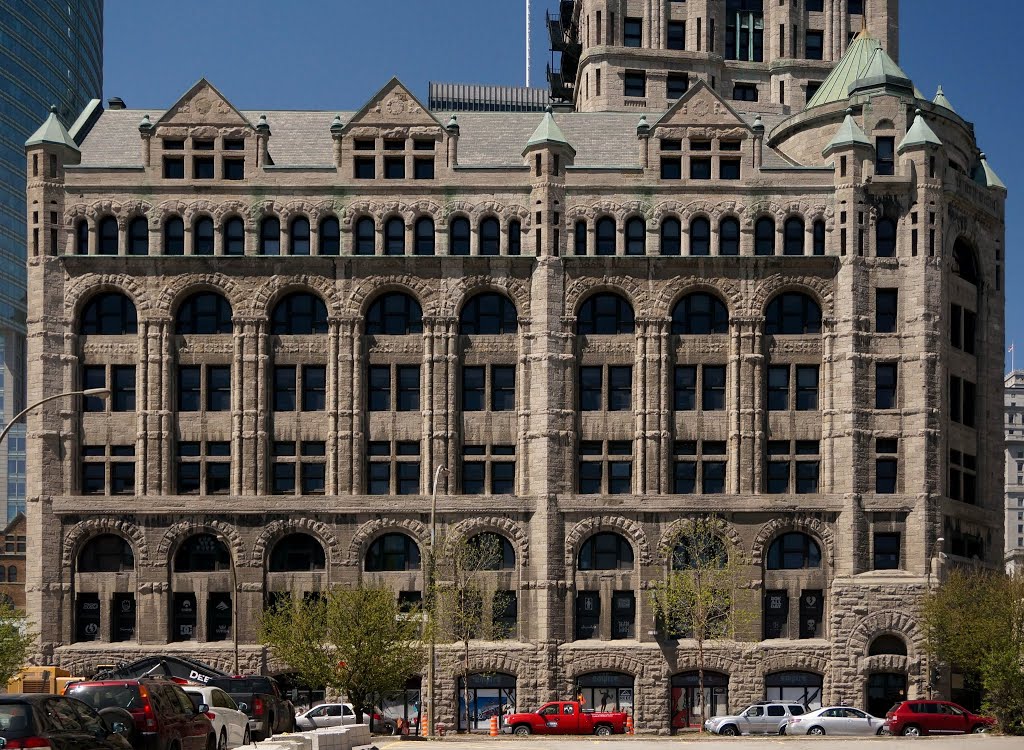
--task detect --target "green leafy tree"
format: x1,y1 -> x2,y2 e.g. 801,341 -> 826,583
260,586 -> 425,724
0,602 -> 35,686
923,569 -> 1024,734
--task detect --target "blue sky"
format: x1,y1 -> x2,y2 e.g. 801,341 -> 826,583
104,0 -> 1020,365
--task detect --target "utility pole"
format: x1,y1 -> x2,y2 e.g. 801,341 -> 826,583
426,465 -> 447,737
525,0 -> 531,87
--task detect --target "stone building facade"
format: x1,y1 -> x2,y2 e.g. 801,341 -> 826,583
1004,371 -> 1024,573
24,0 -> 1005,733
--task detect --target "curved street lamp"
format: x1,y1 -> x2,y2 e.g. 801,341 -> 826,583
0,388 -> 111,447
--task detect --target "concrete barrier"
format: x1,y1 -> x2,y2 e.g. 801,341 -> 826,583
262,723 -> 375,750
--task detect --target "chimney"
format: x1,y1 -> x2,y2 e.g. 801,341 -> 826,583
107,97 -> 126,110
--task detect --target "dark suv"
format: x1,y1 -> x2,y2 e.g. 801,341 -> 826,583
65,678 -> 215,750
882,700 -> 995,736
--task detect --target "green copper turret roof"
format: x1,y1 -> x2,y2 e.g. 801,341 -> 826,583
977,153 -> 1006,191
524,107 -> 575,155
932,85 -> 957,114
822,108 -> 871,157
25,106 -> 79,151
897,109 -> 942,154
806,29 -> 913,110
848,44 -> 914,97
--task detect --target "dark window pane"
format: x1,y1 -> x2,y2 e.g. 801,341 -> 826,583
273,366 -> 297,411
207,366 -> 231,411
492,462 -> 515,494
178,366 -> 201,411
397,365 -> 420,411
579,366 -> 602,412
462,462 -> 485,494
83,366 -> 105,412
492,366 -> 516,411
369,365 -> 391,411
449,217 -> 471,255
319,217 -> 340,255
674,365 -> 696,411
302,365 -> 327,411
702,365 -> 726,411
462,366 -> 484,411
608,366 -> 633,411
111,365 -> 136,412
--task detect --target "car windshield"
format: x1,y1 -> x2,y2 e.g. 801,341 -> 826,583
66,684 -> 142,711
185,693 -> 203,711
0,703 -> 32,736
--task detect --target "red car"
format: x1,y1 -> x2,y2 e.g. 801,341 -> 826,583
501,701 -> 628,736
882,700 -> 995,736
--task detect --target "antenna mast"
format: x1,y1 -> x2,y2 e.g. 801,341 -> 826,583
525,0 -> 531,87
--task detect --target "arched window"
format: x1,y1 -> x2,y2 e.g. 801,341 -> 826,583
194,216 -> 214,256
460,293 -> 518,335
690,217 -> 711,256
75,220 -> 89,254
127,217 -> 148,256
269,533 -> 326,572
596,217 -> 616,255
952,239 -> 979,285
720,217 -> 740,256
173,533 -> 231,572
755,217 -> 775,256
480,217 -> 500,255
765,293 -> 822,335
98,216 -> 118,255
449,217 -> 470,255
812,220 -> 825,256
319,216 -> 340,256
414,217 -> 435,256
223,217 -> 244,256
660,218 -> 681,256
384,217 -> 405,255
259,216 -> 281,255
578,532 -> 634,570
365,293 -> 423,335
271,292 -> 328,335
508,220 -> 522,256
672,293 -> 729,335
164,217 -> 184,255
868,634 -> 908,656
577,293 -> 635,335
365,533 -> 421,571
467,532 -> 516,570
79,293 -> 137,335
766,532 -> 821,569
355,217 -> 375,255
574,220 -> 587,255
290,216 -> 311,255
175,292 -> 233,335
78,534 -> 134,572
672,534 -> 727,570
625,217 -> 645,255
876,218 -> 897,257
783,217 -> 805,255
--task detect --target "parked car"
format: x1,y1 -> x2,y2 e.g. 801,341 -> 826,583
501,701 -> 628,736
704,702 -> 809,735
882,700 -> 995,736
0,693 -> 133,750
182,685 -> 250,749
295,703 -> 359,731
207,676 -> 294,741
64,677 -> 216,750
785,706 -> 885,736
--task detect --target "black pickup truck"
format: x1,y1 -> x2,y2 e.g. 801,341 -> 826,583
208,675 -> 295,740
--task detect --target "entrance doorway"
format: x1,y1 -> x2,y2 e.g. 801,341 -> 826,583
867,673 -> 907,718
671,671 -> 728,731
457,673 -> 516,732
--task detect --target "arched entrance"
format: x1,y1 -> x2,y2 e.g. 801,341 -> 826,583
457,673 -> 516,732
764,671 -> 822,709
576,672 -> 634,714
866,673 -> 907,718
671,671 -> 728,732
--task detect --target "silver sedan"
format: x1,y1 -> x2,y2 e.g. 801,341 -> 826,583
785,706 -> 886,736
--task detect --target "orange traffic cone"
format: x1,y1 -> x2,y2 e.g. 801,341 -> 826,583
626,715 -> 634,735
490,716 -> 499,737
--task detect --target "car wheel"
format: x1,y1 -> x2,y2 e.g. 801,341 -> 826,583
902,724 -> 923,737
385,722 -> 398,736
218,729 -> 228,750
513,725 -> 531,736
971,725 -> 988,734
594,725 -> 612,736
808,726 -> 826,736
718,724 -> 739,736
243,727 -> 251,745
207,735 -> 217,750
778,726 -> 787,735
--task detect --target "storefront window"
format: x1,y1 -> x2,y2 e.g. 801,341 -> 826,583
671,671 -> 728,731
575,672 -> 634,714
457,673 -> 516,732
764,671 -> 822,709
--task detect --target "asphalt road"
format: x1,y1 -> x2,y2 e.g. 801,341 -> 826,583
378,735 -> 1019,749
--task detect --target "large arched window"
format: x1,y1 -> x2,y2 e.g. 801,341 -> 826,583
269,533 -> 326,572
660,218 -> 681,256
876,218 -> 897,258
467,532 -> 516,570
355,217 -> 375,255
173,533 -> 231,572
290,216 -> 311,255
720,217 -> 740,256
766,532 -> 821,569
77,534 -> 135,572
365,533 -> 421,571
98,216 -> 118,255
596,217 -> 616,255
574,220 -> 587,255
869,634 -> 908,656
271,292 -> 328,335
812,220 -> 825,256
479,217 -> 500,256
783,217 -> 805,256
508,220 -> 522,256
755,217 -> 775,256
414,217 -> 435,256
75,220 -> 89,254
449,217 -> 470,255
175,292 -> 233,335
127,217 -> 149,256
384,217 -> 405,255
194,217 -> 214,256
223,217 -> 245,256
164,217 -> 184,255
764,293 -> 822,335
578,532 -> 634,571
952,239 -> 979,285
577,293 -> 635,335
671,293 -> 729,334
259,216 -> 281,255
365,293 -> 423,335
460,293 -> 517,335
690,217 -> 711,256
319,216 -> 340,256
79,293 -> 138,335
625,217 -> 645,255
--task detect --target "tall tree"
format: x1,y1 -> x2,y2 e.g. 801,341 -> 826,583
260,586 -> 425,724
0,602 -> 35,686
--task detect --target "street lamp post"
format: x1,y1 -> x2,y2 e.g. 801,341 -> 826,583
926,536 -> 945,699
0,388 -> 111,448
207,529 -> 240,675
426,464 -> 447,738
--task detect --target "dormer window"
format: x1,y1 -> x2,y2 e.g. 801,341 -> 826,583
661,139 -> 682,151
721,140 -> 742,152
163,157 -> 184,179
690,140 -> 712,152
875,137 -> 896,175
384,156 -> 405,179
223,158 -> 244,180
414,158 -> 434,180
354,157 -> 374,179
732,83 -> 758,102
414,139 -> 435,151
667,74 -> 689,100
384,139 -> 405,151
193,156 -> 214,179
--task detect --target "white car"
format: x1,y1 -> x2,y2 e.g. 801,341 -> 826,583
295,702 -> 360,731
184,684 -> 251,749
785,706 -> 886,736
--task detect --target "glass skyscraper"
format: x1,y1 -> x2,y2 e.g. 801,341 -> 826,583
0,1 -> 103,518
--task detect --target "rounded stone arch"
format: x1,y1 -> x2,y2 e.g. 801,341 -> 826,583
760,652 -> 829,679
347,275 -> 438,319
499,203 -> 532,229
453,275 -> 531,320
460,651 -> 527,680
846,609 -> 924,659
565,204 -> 597,223
84,198 -> 124,223
649,199 -> 686,226
152,273 -> 244,320
212,200 -> 252,228
248,198 -> 289,224
656,279 -> 741,322
65,273 -> 153,322
251,276 -> 341,321
661,651 -> 741,679
182,199 -> 222,226
64,203 -> 94,232
804,204 -> 836,231
252,518 -> 341,569
150,200 -> 191,230
564,515 -> 652,569
157,519 -> 247,569
858,654 -> 913,678
340,200 -> 376,230
120,199 -> 153,227
751,516 -> 835,568
747,273 -> 834,320
566,652 -> 647,681
62,518 -> 149,569
345,518 -> 429,567
438,199 -> 476,229
279,199 -> 327,225
711,199 -> 747,222
407,199 -> 444,224
375,199 -> 417,226
564,276 -> 648,321
674,199 -> 718,228
872,118 -> 896,133
657,516 -> 744,563
446,517 -> 529,567
745,200 -> 787,225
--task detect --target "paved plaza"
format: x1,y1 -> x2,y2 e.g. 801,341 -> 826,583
378,736 -> 1015,750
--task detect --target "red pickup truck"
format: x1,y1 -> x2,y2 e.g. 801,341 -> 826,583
502,701 -> 629,736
